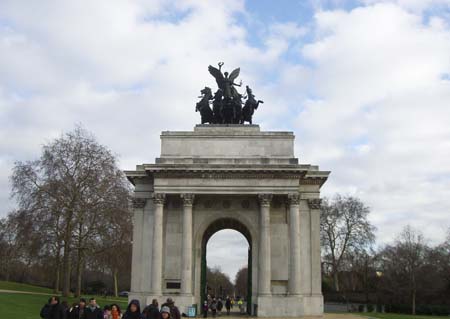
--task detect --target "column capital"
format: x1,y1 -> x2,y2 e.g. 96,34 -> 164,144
307,198 -> 322,210
132,198 -> 147,209
181,193 -> 195,206
258,193 -> 273,206
152,193 -> 166,205
287,193 -> 301,206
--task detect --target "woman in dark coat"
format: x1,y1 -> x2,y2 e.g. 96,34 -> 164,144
123,299 -> 144,319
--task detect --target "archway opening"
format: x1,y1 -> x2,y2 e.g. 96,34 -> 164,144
201,218 -> 252,316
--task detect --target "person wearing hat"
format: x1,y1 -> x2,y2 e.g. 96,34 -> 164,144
160,306 -> 171,319
161,298 -> 180,319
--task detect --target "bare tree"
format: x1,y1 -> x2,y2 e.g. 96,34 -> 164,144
234,266 -> 248,298
320,195 -> 376,292
10,126 -> 131,296
207,266 -> 234,298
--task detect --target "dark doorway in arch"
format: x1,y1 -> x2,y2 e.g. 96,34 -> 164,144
200,218 -> 252,316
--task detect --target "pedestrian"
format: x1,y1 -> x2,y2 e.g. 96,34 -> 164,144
85,298 -> 103,319
40,297 -> 52,319
103,305 -> 111,319
162,298 -> 180,319
160,306 -> 171,319
237,299 -> 244,315
217,298 -> 223,316
68,298 -> 87,319
202,300 -> 209,318
123,299 -> 144,319
62,301 -> 70,315
46,296 -> 67,319
143,299 -> 160,319
210,299 -> 217,318
110,304 -> 122,319
224,297 -> 231,316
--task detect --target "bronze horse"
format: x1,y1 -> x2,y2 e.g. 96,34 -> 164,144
242,86 -> 263,124
195,87 -> 214,124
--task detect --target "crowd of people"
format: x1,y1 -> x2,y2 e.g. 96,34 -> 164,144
202,296 -> 245,317
40,296 -> 181,319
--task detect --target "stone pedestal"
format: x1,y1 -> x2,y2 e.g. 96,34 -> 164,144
125,125 -> 329,317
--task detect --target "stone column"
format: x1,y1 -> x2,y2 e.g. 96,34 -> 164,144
258,194 -> 272,296
288,193 -> 301,295
130,198 -> 146,292
308,198 -> 322,295
151,193 -> 165,295
300,198 -> 312,294
180,193 -> 195,295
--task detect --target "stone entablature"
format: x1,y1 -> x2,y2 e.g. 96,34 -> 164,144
125,125 -> 329,317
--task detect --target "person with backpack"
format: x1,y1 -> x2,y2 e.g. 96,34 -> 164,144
143,299 -> 160,319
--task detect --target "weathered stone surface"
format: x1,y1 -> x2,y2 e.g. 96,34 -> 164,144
126,125 -> 329,317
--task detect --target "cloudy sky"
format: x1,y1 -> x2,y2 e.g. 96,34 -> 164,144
1,0 -> 450,279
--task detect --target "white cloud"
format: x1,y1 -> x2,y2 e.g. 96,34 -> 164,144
295,2 -> 450,244
1,0 -> 450,279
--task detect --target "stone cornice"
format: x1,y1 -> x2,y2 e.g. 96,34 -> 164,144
152,170 -> 306,180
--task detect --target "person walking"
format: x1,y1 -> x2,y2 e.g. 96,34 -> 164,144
68,298 -> 87,319
202,300 -> 209,318
224,297 -> 231,316
162,298 -> 180,319
160,306 -> 171,319
85,298 -> 103,319
123,299 -> 144,319
40,298 -> 52,319
209,299 -> 217,318
237,299 -> 244,315
143,299 -> 160,319
110,304 -> 122,319
46,296 -> 67,319
217,298 -> 223,316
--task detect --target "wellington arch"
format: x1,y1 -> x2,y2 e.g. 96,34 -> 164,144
125,124 -> 329,317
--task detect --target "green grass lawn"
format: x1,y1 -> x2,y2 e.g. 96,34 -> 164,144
361,312 -> 447,319
0,293 -> 127,319
0,281 -> 129,319
0,293 -> 129,319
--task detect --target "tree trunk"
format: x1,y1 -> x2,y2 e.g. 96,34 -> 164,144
412,272 -> 416,315
333,270 -> 340,292
113,268 -> 119,297
75,251 -> 83,297
54,249 -> 61,293
62,227 -> 72,297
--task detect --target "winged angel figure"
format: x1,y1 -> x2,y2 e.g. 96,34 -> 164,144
208,62 -> 242,100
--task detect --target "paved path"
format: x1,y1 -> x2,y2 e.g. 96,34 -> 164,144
0,289 -> 54,296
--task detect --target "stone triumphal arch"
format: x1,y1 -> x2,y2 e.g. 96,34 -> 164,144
126,124 -> 329,317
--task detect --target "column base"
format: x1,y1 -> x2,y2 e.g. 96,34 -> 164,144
256,294 -> 323,317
